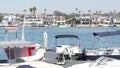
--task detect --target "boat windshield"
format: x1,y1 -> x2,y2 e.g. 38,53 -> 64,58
91,57 -> 114,66
0,48 -> 8,63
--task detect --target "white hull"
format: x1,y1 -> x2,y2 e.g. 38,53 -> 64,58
68,57 -> 120,68
20,48 -> 45,62
0,61 -> 63,68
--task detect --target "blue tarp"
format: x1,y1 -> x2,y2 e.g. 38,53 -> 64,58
93,30 -> 120,37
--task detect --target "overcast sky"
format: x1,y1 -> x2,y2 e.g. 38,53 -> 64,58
0,0 -> 120,14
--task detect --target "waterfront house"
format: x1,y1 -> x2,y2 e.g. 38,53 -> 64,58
114,17 -> 120,27
102,16 -> 112,27
91,15 -> 101,27
80,16 -> 91,27
20,14 -> 44,27
1,15 -> 19,27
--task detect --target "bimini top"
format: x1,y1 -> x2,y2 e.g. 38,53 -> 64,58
93,30 -> 120,37
55,34 -> 79,40
0,41 -> 31,48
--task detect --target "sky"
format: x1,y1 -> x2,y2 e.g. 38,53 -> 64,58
0,0 -> 120,14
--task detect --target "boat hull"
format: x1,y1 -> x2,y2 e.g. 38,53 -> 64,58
4,46 -> 46,62
84,55 -> 120,60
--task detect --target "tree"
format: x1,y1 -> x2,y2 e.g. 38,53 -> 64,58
88,10 -> 91,14
78,11 -> 81,16
96,11 -> 98,14
53,11 -> 66,16
23,9 -> 27,18
29,8 -> 33,14
0,16 -> 3,22
32,7 -> 36,16
75,8 -> 78,15
99,10 -> 102,14
44,8 -> 47,16
88,10 -> 91,26
44,8 -> 47,12
75,8 -> 78,12
78,11 -> 81,14
23,9 -> 27,12
29,7 -> 37,16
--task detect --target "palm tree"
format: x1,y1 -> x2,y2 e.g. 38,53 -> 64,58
88,10 -> 91,15
43,8 -> 47,24
78,11 -> 81,14
23,9 -> 27,18
78,11 -> 81,25
99,10 -> 102,15
78,11 -> 81,16
88,10 -> 91,26
44,8 -> 47,17
29,8 -> 33,15
32,7 -> 36,16
96,11 -> 98,14
75,8 -> 78,11
99,10 -> 101,13
23,9 -> 26,13
75,8 -> 78,15
44,8 -> 47,12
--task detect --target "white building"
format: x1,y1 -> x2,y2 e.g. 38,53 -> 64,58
1,15 -> 19,26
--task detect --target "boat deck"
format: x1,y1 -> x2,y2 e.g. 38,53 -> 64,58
0,50 -> 87,68
45,50 -> 86,68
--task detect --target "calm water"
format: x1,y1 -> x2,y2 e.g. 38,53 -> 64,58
0,27 -> 120,49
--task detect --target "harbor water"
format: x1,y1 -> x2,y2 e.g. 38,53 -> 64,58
0,27 -> 120,49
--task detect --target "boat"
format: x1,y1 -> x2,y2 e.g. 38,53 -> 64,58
68,56 -> 120,68
57,20 -> 69,27
0,41 -> 45,62
83,30 -> 120,60
0,26 -> 46,65
0,59 -> 63,68
55,34 -> 82,64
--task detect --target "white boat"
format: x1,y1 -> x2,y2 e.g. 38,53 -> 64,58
0,26 -> 46,65
0,41 -> 45,62
68,57 -> 120,68
84,47 -> 120,60
55,34 -> 82,64
57,20 -> 69,27
83,30 -> 120,60
0,61 -> 64,68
